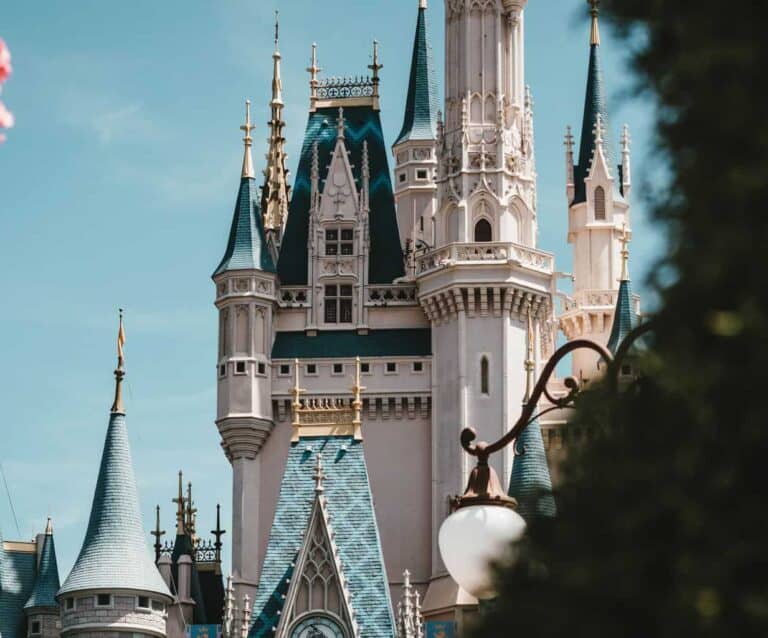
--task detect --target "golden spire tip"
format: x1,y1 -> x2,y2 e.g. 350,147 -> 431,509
240,99 -> 255,179
589,0 -> 601,46
110,309 -> 126,414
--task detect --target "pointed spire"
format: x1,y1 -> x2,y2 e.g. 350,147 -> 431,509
397,569 -> 423,638
240,595 -> 251,638
185,480 -> 197,539
621,123 -> 632,197
368,39 -> 383,95
240,100 -> 255,179
313,453 -> 325,494
212,503 -> 226,563
508,309 -> 556,521
337,106 -> 346,140
24,520 -> 60,611
59,364 -> 171,598
173,470 -> 186,535
223,575 -> 235,638
589,0 -> 601,46
607,224 -> 635,355
151,505 -> 165,562
261,12 -> 291,235
573,0 -> 613,203
110,309 -> 126,414
395,0 -> 439,145
307,42 -> 321,107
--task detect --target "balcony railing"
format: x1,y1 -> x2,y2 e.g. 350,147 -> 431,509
416,242 -> 554,276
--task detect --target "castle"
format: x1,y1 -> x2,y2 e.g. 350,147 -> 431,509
1,2 -> 639,638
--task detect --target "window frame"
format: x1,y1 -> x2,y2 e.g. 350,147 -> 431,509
474,218 -> 493,243
385,362 -> 398,375
278,363 -> 291,377
594,186 -> 606,220
480,356 -> 490,395
324,227 -> 354,257
136,596 -> 151,611
412,361 -> 424,373
95,593 -> 113,608
324,284 -> 354,325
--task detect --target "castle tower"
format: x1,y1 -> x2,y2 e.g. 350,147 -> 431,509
213,102 -> 278,604
393,0 -> 439,265
418,1 -> 554,606
57,314 -> 172,638
23,519 -> 61,638
559,0 -> 635,382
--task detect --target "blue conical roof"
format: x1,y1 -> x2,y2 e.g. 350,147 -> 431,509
508,418 -> 556,521
573,42 -> 614,204
394,2 -> 438,146
607,278 -> 635,355
58,413 -> 170,598
24,528 -> 59,610
214,177 -> 276,276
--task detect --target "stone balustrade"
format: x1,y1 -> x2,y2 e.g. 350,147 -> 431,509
416,241 -> 554,276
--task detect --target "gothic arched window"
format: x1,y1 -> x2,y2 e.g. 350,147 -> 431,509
480,356 -> 490,395
474,219 -> 492,242
594,186 -> 606,220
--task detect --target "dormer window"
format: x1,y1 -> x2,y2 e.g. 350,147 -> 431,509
324,285 -> 353,324
325,228 -> 354,256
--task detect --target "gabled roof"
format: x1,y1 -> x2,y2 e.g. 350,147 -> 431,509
394,1 -> 438,146
1,538 -> 37,638
508,417 -> 556,521
249,436 -> 395,638
214,177 -> 276,276
607,278 -> 635,355
277,106 -> 404,285
58,412 -> 171,598
573,42 -> 614,204
24,527 -> 59,610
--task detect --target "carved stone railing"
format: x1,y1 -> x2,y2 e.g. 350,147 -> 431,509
366,284 -> 418,306
416,242 -> 554,276
278,287 -> 310,308
561,289 -> 642,315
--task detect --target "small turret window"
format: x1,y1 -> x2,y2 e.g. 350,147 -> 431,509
30,621 -> 41,635
96,594 -> 112,607
480,356 -> 490,395
474,219 -> 493,243
594,186 -> 606,220
137,596 -> 150,610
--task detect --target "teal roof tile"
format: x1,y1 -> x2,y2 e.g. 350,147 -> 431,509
1,543 -> 37,638
394,2 -> 438,146
24,532 -> 59,611
573,43 -> 614,204
58,413 -> 171,598
214,177 -> 276,276
607,278 -> 635,355
249,436 -> 395,638
508,418 -> 556,521
277,106 -> 404,285
271,329 -> 431,359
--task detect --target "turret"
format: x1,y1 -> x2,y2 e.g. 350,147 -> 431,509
560,0 -> 634,382
57,313 -> 172,638
213,101 -> 277,604
393,0 -> 439,265
23,519 -> 61,638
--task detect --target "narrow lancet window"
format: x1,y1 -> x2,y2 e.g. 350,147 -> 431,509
594,186 -> 606,220
480,356 -> 490,395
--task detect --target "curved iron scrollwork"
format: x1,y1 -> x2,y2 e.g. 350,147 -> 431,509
316,76 -> 375,100
460,322 -> 655,462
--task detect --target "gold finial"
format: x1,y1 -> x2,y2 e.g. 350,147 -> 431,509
45,517 -> 53,535
523,303 -> 535,403
173,470 -> 186,535
110,309 -> 126,414
351,357 -> 366,441
619,223 -> 631,281
589,0 -> 601,46
240,100 -> 255,179
290,359 -> 306,440
313,453 -> 325,494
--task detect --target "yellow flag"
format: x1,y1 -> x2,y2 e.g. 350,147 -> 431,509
117,313 -> 126,361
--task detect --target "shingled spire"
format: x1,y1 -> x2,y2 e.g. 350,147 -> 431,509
24,519 -> 60,615
607,225 -> 635,355
58,319 -> 170,600
395,0 -> 438,145
261,11 -> 291,245
573,0 -> 614,204
214,102 -> 276,276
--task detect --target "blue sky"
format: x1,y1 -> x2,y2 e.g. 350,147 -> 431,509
0,0 -> 660,575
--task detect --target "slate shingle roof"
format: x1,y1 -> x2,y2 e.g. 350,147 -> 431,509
394,2 -> 438,146
249,436 -> 395,638
272,329 -> 431,359
24,532 -> 59,610
277,106 -> 404,286
0,541 -> 37,638
607,278 -> 635,355
508,417 -> 556,521
58,413 -> 171,598
214,176 -> 276,276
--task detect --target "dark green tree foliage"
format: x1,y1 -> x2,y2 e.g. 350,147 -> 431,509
472,2 -> 768,636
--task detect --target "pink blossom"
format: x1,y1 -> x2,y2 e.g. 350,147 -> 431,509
0,38 -> 11,83
0,100 -> 14,129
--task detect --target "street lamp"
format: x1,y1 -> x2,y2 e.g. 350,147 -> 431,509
438,325 -> 650,599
